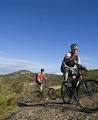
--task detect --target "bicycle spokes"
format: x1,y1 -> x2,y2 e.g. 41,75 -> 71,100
61,82 -> 73,104
77,80 -> 98,111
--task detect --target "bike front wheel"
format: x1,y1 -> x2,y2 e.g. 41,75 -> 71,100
61,81 -> 73,104
77,79 -> 98,112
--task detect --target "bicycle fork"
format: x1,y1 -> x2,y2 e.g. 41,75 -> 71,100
81,79 -> 90,96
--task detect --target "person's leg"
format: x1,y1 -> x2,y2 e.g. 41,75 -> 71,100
63,68 -> 69,82
37,80 -> 43,92
69,66 -> 78,81
63,68 -> 74,88
40,84 -> 43,92
68,66 -> 78,95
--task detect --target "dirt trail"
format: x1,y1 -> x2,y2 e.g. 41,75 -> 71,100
2,100 -> 98,120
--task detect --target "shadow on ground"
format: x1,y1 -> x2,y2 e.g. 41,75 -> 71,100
17,101 -> 98,113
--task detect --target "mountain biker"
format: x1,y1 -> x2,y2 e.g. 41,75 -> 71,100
36,69 -> 46,92
61,44 -> 81,83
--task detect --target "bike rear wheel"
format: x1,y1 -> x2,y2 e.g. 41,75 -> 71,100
77,79 -> 98,112
48,88 -> 57,100
61,81 -> 73,104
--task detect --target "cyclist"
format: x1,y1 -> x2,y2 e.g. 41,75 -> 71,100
61,44 -> 81,84
36,69 -> 46,92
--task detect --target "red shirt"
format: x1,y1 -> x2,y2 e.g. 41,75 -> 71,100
37,72 -> 45,81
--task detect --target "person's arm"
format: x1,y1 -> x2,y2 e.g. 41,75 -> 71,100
44,74 -> 47,80
78,57 -> 81,64
62,53 -> 71,68
62,60 -> 69,68
75,55 -> 81,65
37,73 -> 40,81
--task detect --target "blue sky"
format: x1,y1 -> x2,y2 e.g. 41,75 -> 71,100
0,0 -> 98,74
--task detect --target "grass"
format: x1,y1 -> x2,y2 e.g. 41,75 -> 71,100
0,70 -> 98,118
0,81 -> 23,118
0,105 -> 19,120
0,95 -> 17,118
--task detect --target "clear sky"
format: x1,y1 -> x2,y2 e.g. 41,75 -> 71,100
0,0 -> 98,74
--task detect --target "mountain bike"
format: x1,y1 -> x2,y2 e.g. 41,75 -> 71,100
24,87 -> 57,103
33,80 -> 58,101
61,63 -> 98,112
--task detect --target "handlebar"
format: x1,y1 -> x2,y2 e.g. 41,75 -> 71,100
77,64 -> 88,71
67,60 -> 88,71
73,61 -> 88,71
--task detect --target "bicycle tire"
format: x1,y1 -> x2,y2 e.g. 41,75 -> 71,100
61,81 -> 73,104
48,88 -> 57,100
77,79 -> 98,112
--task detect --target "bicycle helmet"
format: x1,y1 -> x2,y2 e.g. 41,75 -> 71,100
71,44 -> 78,50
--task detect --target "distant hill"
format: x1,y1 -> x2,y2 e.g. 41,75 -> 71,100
9,70 -> 32,75
0,70 -> 63,86
0,69 -> 98,85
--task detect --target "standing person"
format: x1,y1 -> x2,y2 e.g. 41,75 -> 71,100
36,69 -> 46,92
61,44 -> 81,83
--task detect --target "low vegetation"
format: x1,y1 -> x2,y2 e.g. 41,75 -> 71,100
0,69 -> 98,118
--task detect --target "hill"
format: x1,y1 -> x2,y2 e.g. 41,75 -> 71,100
0,70 -> 63,86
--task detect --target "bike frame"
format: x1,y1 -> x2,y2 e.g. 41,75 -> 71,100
68,66 -> 88,98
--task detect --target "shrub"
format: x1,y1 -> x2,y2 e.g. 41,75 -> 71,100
0,96 -> 7,112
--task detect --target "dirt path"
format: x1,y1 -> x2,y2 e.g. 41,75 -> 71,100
3,100 -> 98,120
